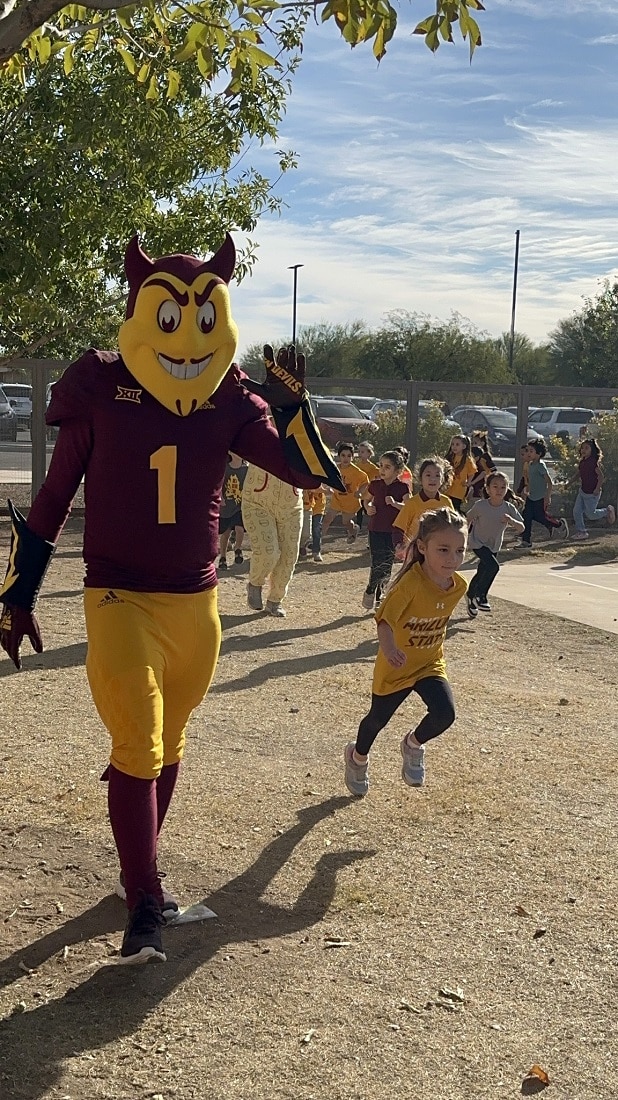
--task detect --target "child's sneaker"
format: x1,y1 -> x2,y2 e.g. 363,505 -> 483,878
344,742 -> 368,797
607,505 -> 616,526
559,518 -> 569,539
362,590 -> 375,610
475,597 -> 491,612
313,552 -> 324,563
119,891 -> 166,965
265,600 -> 286,617
400,735 -> 425,787
116,871 -> 180,923
218,555 -> 228,571
571,530 -> 589,541
346,523 -> 359,543
247,583 -> 263,611
234,550 -> 244,564
467,595 -> 478,619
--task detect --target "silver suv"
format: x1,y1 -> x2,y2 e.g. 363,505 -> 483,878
527,407 -> 597,444
0,385 -> 18,442
2,383 -> 32,431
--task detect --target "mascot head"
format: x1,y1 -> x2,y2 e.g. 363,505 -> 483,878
118,234 -> 238,415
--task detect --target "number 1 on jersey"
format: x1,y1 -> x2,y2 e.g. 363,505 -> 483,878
150,446 -> 177,524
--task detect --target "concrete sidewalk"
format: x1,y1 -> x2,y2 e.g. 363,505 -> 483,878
462,557 -> 618,635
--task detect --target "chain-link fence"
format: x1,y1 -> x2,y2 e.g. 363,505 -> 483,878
2,360 -> 618,505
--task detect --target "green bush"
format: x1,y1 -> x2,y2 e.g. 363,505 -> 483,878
354,403 -> 455,463
547,436 -> 580,513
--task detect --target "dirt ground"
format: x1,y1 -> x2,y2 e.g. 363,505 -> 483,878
0,514 -> 617,1100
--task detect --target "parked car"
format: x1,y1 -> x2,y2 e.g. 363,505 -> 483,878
2,383 -> 32,431
505,406 -> 540,418
0,385 -> 18,442
309,397 -> 377,448
368,398 -> 460,431
343,395 -> 378,418
527,407 -> 598,444
450,406 -> 543,457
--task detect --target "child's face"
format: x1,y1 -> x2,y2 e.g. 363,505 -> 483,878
339,449 -> 353,466
520,446 -> 528,458
358,444 -> 372,462
379,458 -> 397,482
487,478 -> 508,504
580,441 -> 592,459
450,437 -> 465,455
526,444 -> 539,459
421,464 -> 441,496
418,527 -> 467,587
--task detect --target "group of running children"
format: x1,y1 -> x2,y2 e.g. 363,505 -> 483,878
219,431 -> 614,798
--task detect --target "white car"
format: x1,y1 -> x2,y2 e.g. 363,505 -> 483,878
527,407 -> 598,444
2,383 -> 32,430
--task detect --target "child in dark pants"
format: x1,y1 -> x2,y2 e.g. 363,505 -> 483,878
465,472 -> 524,616
360,450 -> 410,612
521,439 -> 568,547
344,508 -> 468,795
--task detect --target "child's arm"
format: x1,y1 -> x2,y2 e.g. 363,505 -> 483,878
377,620 -> 406,668
385,495 -> 407,510
595,465 -> 604,493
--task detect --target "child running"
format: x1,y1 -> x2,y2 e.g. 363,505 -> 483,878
360,450 -> 410,610
344,508 -> 468,796
445,435 -> 476,512
322,442 -> 369,543
355,441 -> 380,531
392,456 -> 452,557
465,472 -> 524,617
218,452 -> 247,569
520,439 -> 568,547
300,487 -> 327,562
568,438 -> 615,540
469,432 -> 497,500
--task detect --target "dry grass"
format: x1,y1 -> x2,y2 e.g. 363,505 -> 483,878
0,515 -> 617,1100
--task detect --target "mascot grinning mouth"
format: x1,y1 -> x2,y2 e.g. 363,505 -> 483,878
157,353 -> 214,381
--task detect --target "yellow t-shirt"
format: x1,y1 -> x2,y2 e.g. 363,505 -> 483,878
356,458 -> 380,481
447,455 -> 477,501
303,488 -> 327,516
373,562 -> 467,695
393,492 -> 453,542
330,462 -> 369,514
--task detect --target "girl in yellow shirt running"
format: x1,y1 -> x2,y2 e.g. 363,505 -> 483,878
445,435 -> 476,513
344,508 -> 468,795
392,456 -> 452,556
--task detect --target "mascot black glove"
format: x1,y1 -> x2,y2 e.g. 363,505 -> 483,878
0,500 -> 54,670
245,345 -> 345,492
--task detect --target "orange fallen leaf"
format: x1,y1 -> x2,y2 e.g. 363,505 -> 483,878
524,1064 -> 550,1086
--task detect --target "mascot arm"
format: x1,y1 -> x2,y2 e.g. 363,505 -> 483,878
244,345 -> 345,493
232,410 -> 322,490
1,420 -> 92,671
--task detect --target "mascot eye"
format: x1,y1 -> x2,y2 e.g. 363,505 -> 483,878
197,301 -> 215,334
158,300 -> 182,333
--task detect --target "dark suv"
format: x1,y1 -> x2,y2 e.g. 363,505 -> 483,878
450,406 -> 542,457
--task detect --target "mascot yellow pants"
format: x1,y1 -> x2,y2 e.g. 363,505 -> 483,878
84,587 -> 221,780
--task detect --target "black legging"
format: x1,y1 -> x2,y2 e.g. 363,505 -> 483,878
366,530 -> 396,595
355,676 -> 455,755
523,497 -> 560,542
448,496 -> 465,514
468,546 -> 500,601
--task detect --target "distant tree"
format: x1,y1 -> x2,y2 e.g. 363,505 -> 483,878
549,280 -> 618,387
494,332 -> 555,386
240,321 -> 368,379
353,310 -> 509,384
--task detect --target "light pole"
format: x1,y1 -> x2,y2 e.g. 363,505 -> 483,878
508,229 -> 520,378
288,263 -> 304,345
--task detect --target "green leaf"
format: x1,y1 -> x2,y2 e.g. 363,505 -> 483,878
145,75 -> 159,101
62,43 -> 75,76
245,44 -> 278,69
117,47 -> 137,75
136,62 -> 150,84
166,68 -> 181,98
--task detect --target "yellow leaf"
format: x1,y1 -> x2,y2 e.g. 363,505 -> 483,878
62,43 -> 75,76
145,75 -> 159,101
137,62 -> 150,83
117,47 -> 137,75
524,1065 -> 550,1087
166,68 -> 180,98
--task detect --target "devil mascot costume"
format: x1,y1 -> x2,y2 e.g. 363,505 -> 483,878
0,234 -> 343,964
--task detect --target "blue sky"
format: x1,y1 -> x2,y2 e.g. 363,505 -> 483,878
229,0 -> 618,359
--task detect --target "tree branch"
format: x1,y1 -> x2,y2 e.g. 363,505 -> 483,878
0,294 -> 124,367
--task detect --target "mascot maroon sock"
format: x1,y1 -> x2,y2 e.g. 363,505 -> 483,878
156,762 -> 180,838
108,764 -> 163,909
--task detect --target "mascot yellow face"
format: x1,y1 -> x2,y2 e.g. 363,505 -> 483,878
118,234 -> 239,416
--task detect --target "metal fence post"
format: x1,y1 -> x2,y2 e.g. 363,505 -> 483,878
406,380 -> 420,465
30,362 -> 48,502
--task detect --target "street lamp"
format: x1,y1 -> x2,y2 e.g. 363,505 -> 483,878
288,263 -> 304,345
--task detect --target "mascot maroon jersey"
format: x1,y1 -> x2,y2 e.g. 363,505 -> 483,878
28,349 -> 316,593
